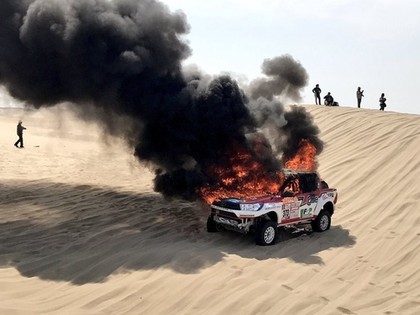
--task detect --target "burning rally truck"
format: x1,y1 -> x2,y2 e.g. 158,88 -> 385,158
207,169 -> 338,246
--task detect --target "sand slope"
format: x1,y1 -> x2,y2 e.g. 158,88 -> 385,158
1,105 -> 419,315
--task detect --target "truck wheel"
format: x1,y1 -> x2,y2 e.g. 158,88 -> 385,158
207,215 -> 219,232
311,210 -> 331,232
255,220 -> 278,246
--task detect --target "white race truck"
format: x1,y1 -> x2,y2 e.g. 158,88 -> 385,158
207,169 -> 338,246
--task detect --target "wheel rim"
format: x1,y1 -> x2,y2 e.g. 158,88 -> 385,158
320,215 -> 329,230
264,226 -> 276,244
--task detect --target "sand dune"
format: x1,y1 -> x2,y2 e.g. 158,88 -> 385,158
1,105 -> 420,314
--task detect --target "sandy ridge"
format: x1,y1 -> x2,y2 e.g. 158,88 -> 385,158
1,105 -> 419,314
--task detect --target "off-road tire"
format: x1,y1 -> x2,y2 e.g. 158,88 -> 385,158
255,220 -> 278,246
311,210 -> 331,232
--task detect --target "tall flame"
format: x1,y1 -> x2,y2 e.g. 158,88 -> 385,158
198,138 -> 317,204
284,139 -> 317,172
198,141 -> 283,204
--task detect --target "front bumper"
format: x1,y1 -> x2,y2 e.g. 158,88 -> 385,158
211,206 -> 254,233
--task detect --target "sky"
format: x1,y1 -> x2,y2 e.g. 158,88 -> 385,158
159,0 -> 420,115
1,0 -> 419,115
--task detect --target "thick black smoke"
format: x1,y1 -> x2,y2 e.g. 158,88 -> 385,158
0,0 -> 191,106
0,0 -> 322,201
248,55 -> 308,101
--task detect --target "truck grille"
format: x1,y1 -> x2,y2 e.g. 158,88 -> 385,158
211,209 -> 238,219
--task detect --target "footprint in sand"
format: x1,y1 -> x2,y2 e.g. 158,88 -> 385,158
336,306 -> 355,314
320,296 -> 330,302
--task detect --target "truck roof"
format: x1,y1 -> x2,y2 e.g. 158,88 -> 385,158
282,169 -> 318,176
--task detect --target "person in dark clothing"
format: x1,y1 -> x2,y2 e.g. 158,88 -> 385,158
324,92 -> 334,106
379,93 -> 387,111
357,87 -> 364,108
14,120 -> 26,148
312,84 -> 322,105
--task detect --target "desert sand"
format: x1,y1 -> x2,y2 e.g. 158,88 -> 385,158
1,105 -> 420,315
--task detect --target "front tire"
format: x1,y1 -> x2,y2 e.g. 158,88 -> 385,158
255,220 -> 278,246
311,210 -> 331,232
207,215 -> 219,232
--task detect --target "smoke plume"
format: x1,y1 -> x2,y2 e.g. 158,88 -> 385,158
248,55 -> 308,101
0,0 -> 322,201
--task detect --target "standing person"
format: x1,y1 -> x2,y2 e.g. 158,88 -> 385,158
312,84 -> 322,105
14,120 -> 26,148
379,93 -> 387,111
356,87 -> 364,108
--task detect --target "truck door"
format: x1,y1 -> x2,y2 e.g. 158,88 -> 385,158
298,194 -> 318,219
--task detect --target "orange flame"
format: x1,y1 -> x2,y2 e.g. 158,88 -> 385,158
198,141 -> 283,204
198,138 -> 317,204
284,139 -> 317,172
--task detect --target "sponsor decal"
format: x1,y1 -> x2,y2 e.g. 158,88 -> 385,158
282,197 -> 298,203
282,201 -> 300,219
282,202 -> 300,211
290,208 -> 299,218
320,192 -> 334,200
300,207 -> 313,218
307,195 -> 318,205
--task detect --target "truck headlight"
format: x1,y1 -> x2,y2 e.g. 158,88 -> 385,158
240,203 -> 263,211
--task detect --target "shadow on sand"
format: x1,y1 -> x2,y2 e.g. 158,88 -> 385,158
0,180 -> 356,285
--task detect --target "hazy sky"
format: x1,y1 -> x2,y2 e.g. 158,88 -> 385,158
161,0 -> 420,114
1,0 -> 419,115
